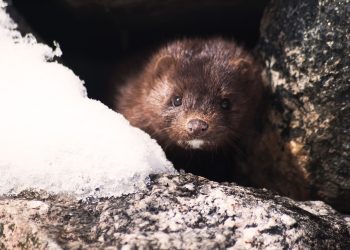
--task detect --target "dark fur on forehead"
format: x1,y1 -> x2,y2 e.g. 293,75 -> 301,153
153,38 -> 258,95
164,38 -> 252,66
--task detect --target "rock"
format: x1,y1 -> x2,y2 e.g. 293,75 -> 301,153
256,0 -> 350,211
0,174 -> 349,249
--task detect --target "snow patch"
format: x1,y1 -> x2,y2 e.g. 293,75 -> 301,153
0,1 -> 175,199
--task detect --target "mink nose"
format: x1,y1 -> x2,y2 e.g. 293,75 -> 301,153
187,119 -> 208,135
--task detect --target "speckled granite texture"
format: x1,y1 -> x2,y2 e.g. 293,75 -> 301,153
257,0 -> 350,211
1,174 -> 349,249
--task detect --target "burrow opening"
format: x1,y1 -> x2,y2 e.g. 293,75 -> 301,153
12,0 -> 269,104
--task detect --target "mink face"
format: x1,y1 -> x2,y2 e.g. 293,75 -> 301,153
114,38 -> 264,153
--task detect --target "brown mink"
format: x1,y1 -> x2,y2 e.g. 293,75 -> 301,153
111,38 -> 265,182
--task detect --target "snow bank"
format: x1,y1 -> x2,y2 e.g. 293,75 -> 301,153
0,1 -> 175,198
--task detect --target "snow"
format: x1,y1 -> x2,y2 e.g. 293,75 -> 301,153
0,1 -> 175,199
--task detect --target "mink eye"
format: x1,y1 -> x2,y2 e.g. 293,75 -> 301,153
172,96 -> 182,107
220,98 -> 231,110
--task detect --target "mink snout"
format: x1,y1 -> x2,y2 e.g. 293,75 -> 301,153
186,119 -> 209,136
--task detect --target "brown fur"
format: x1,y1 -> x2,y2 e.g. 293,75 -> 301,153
112,38 -> 265,182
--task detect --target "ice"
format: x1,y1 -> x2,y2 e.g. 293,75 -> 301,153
0,1 -> 175,199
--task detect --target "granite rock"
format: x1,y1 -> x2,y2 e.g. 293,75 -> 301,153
256,0 -> 350,212
1,174 -> 349,249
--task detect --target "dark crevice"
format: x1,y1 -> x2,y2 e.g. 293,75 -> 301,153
11,0 -> 269,103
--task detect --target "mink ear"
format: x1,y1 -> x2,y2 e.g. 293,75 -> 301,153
153,54 -> 175,76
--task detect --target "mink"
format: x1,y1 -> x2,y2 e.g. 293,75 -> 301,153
111,38 -> 265,182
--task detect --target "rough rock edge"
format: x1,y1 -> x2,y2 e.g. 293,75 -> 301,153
1,174 -> 349,249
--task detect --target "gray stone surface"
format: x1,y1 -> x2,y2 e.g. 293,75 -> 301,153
1,174 -> 350,249
257,0 -> 350,211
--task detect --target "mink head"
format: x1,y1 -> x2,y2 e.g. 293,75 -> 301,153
118,38 -> 264,151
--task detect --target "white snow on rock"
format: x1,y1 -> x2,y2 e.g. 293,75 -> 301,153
0,1 -> 175,199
